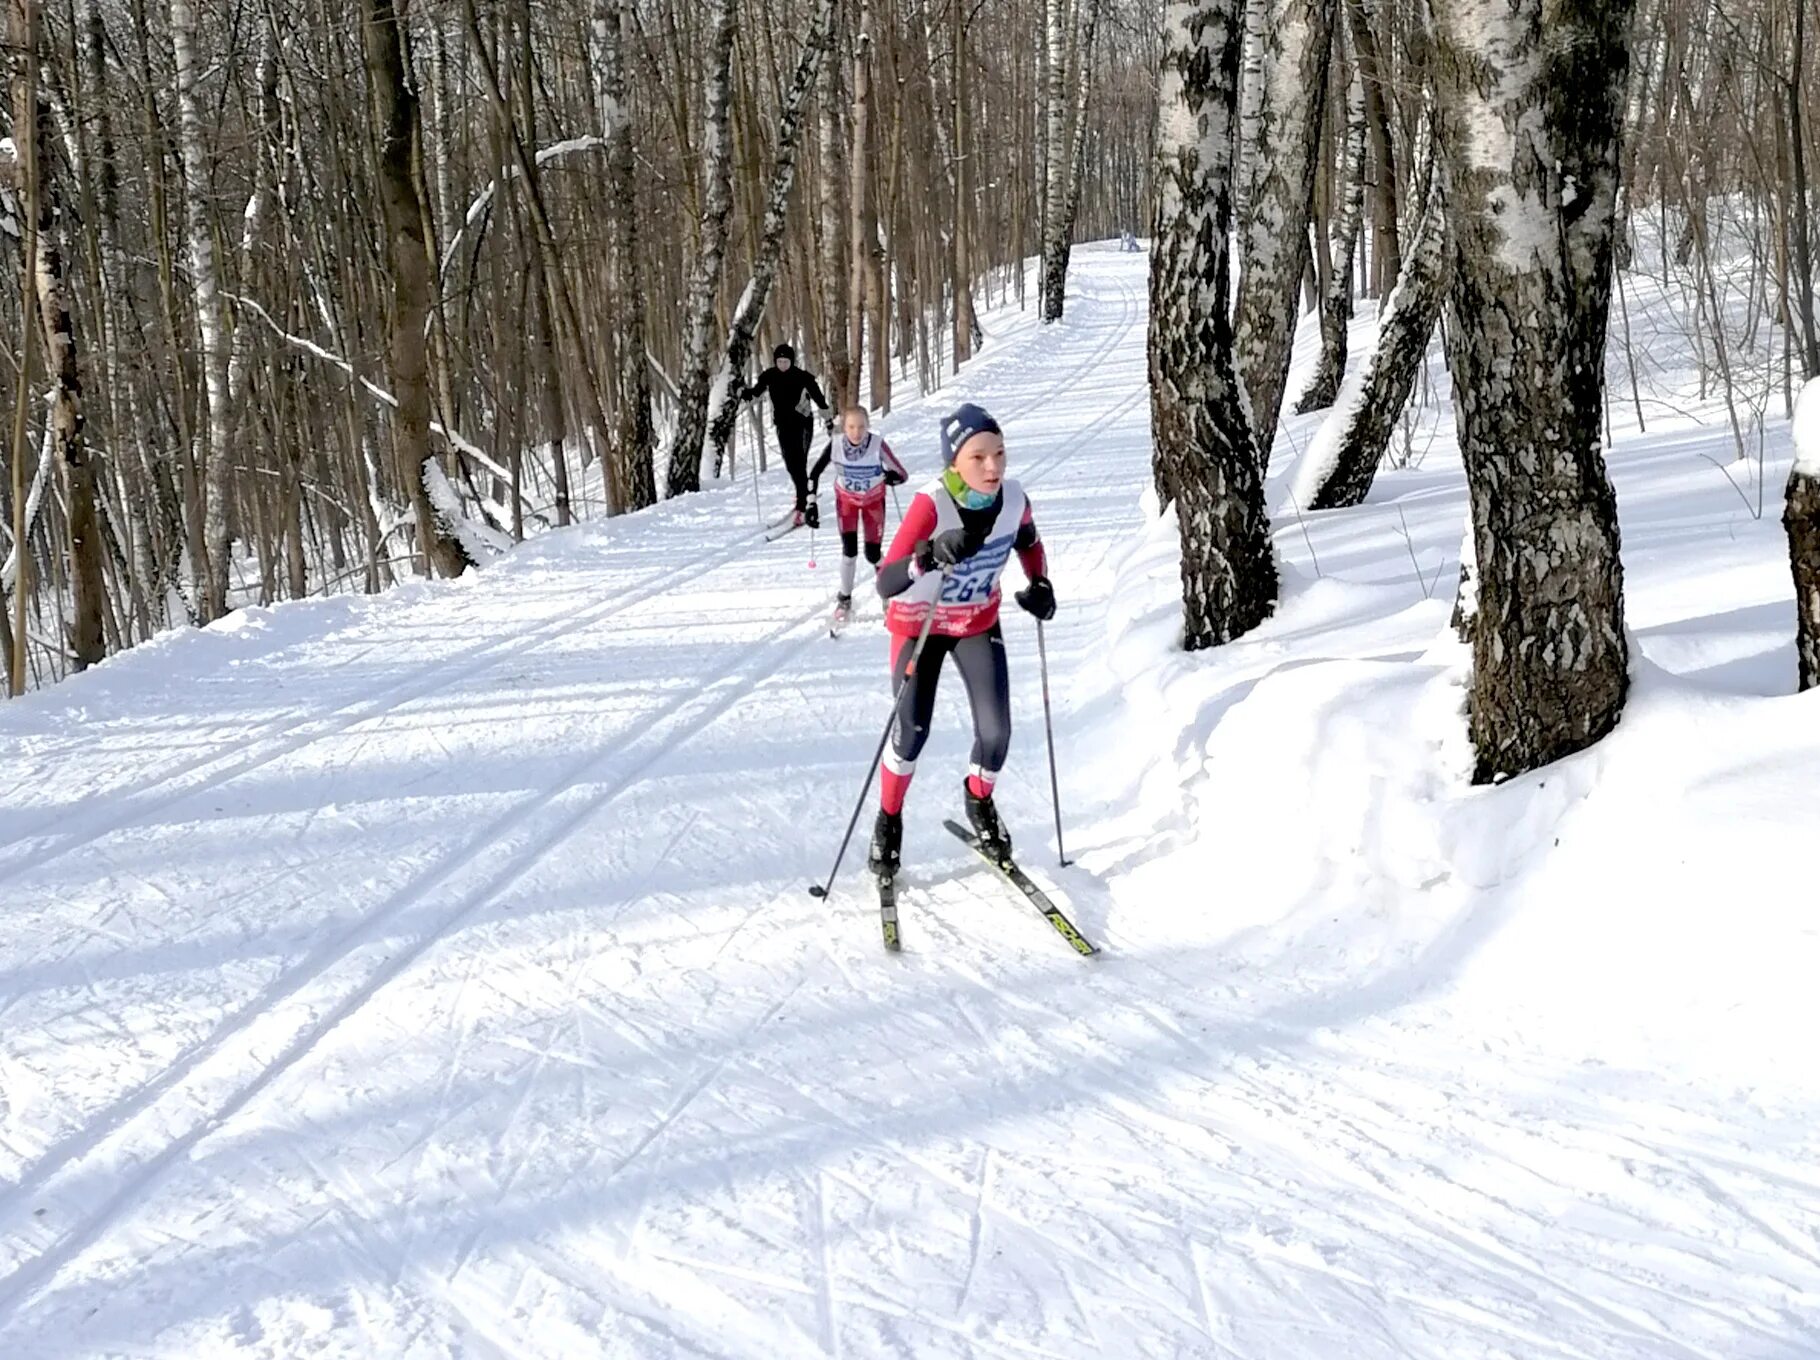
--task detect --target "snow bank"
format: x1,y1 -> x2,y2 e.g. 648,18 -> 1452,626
1794,375 -> 1820,477
1082,472 -> 1820,1097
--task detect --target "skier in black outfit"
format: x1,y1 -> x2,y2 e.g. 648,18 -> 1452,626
742,343 -> 832,525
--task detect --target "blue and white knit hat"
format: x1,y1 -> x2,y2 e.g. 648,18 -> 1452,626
940,403 -> 1002,464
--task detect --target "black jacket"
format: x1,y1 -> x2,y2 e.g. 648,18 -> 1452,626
744,364 -> 829,427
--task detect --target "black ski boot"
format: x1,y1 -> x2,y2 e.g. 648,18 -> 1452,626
868,809 -> 903,876
964,782 -> 1013,864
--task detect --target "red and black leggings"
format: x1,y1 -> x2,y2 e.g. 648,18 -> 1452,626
880,624 -> 1010,815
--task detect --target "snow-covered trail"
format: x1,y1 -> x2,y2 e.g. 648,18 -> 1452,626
2,246 -> 1815,1358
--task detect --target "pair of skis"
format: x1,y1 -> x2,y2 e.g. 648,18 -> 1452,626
875,820 -> 1098,957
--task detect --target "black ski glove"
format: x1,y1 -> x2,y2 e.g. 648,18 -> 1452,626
884,467 -> 907,487
916,527 -> 975,573
1016,576 -> 1056,621
824,414 -> 838,435
804,501 -> 821,530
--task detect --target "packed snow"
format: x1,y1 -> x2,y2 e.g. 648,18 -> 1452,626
2,245 -> 1817,1358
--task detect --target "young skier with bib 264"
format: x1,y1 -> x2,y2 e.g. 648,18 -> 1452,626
809,406 -> 909,633
867,403 -> 1056,875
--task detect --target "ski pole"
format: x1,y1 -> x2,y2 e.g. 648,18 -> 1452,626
1036,620 -> 1069,868
809,573 -> 946,901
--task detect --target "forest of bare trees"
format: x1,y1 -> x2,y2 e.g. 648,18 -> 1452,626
6,0 -> 1820,783
2,0 -> 1147,692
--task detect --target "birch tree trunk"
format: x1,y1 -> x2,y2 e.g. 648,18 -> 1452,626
1296,44 -> 1365,414
1038,0 -> 1071,322
1151,0 -> 1277,650
1234,0 -> 1338,466
664,0 -> 737,496
1045,0 -> 1102,324
8,0 -> 104,666
169,0 -> 235,616
365,0 -> 472,577
1347,0 -> 1399,297
1294,125 -> 1448,509
708,0 -> 836,470
1431,0 -> 1632,783
594,0 -> 657,510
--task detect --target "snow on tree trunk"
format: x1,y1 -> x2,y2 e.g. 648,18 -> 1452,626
1786,377 -> 1820,690
664,0 -> 737,497
1234,0 -> 1338,466
1038,0 -> 1071,322
9,0 -> 104,668
1291,119 -> 1447,510
169,0 -> 236,616
593,0 -> 657,511
709,0 -> 835,474
1151,0 -> 1278,651
1296,46 -> 1365,414
365,0 -> 473,577
1431,0 -> 1632,784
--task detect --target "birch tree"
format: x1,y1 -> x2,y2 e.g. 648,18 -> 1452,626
1292,112 -> 1448,510
1041,0 -> 1103,324
1297,43 -> 1365,413
1151,0 -> 1277,650
1234,0 -> 1338,464
9,0 -> 104,667
169,0 -> 234,616
1431,0 -> 1632,783
665,0 -> 737,496
708,0 -> 837,471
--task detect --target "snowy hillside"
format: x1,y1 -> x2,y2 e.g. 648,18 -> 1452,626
2,244 -> 1817,1358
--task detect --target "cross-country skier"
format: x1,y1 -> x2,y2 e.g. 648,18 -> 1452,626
867,403 -> 1056,874
808,406 -> 909,632
742,343 -> 831,524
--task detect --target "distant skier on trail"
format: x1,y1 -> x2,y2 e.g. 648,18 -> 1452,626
742,343 -> 831,526
809,406 -> 909,633
867,402 -> 1056,876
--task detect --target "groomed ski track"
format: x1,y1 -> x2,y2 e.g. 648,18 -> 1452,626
1,247 -> 1813,1358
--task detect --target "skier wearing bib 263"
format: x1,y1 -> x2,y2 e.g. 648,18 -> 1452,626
742,344 -> 831,523
868,403 -> 1056,874
809,406 -> 908,629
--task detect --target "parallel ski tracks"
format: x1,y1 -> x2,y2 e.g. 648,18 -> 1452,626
0,270 -> 1146,1327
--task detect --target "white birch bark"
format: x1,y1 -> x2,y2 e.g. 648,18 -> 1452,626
169,0 -> 235,617
1431,0 -> 1632,782
1150,0 -> 1277,650
1233,0 -> 1338,466
664,0 -> 737,495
